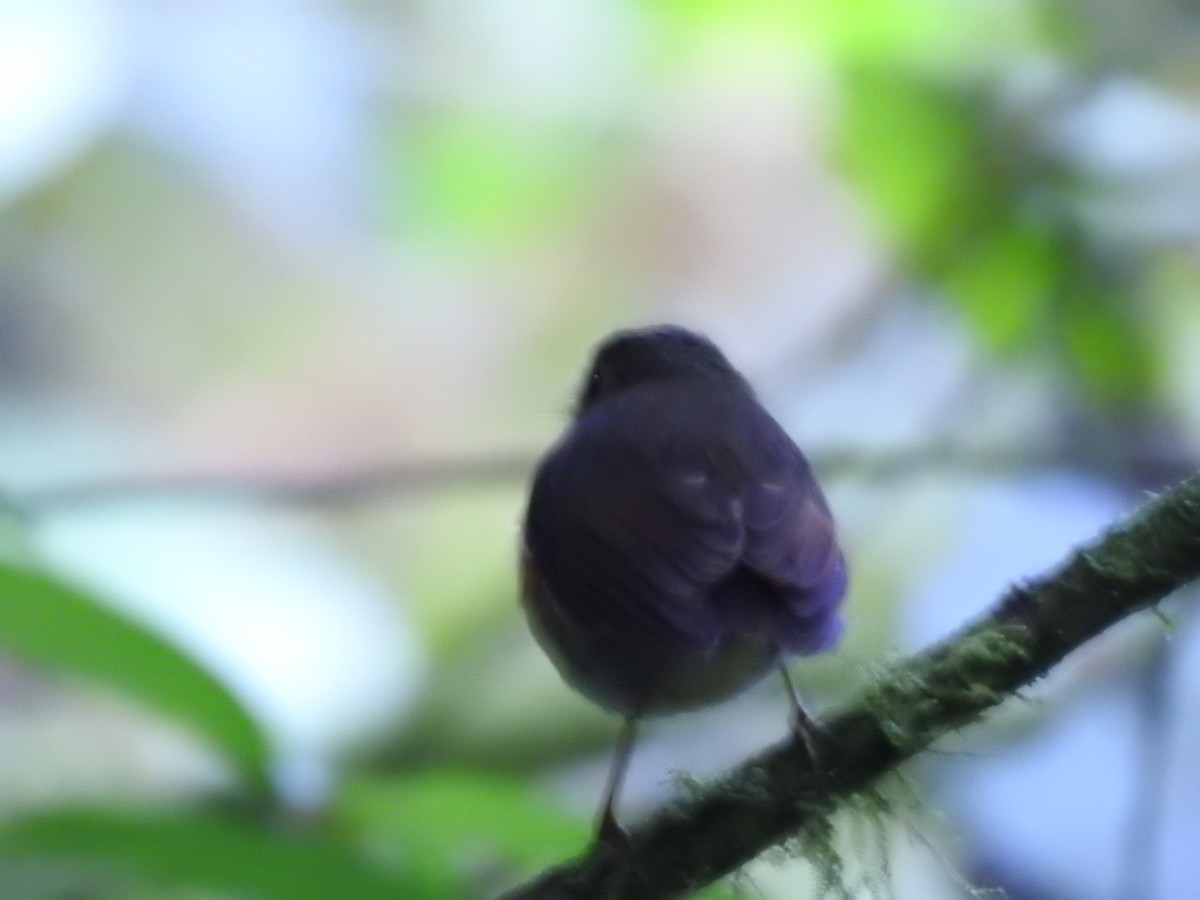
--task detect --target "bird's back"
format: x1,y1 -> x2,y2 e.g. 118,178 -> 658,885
521,378 -> 845,715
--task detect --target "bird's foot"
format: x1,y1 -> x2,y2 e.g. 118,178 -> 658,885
779,662 -> 830,768
790,707 -> 829,769
589,810 -> 632,859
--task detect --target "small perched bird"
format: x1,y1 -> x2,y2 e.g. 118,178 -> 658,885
519,325 -> 847,842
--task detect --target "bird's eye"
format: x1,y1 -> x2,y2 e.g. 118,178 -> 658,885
589,370 -> 606,396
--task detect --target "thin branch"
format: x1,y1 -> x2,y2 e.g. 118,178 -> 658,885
11,455 -> 536,517
1119,616 -> 1180,900
11,446 -> 1195,517
497,472 -> 1200,899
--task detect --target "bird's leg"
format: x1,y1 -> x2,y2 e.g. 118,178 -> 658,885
779,662 -> 823,766
595,717 -> 638,847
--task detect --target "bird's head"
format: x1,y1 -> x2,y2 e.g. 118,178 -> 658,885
575,325 -> 746,415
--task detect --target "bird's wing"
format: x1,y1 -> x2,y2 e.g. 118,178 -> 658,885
731,460 -> 847,653
524,435 -> 746,650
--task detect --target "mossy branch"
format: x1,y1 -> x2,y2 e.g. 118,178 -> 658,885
498,472 -> 1200,900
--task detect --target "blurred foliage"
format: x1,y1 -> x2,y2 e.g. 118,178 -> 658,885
0,809 -> 434,900
398,117 -> 602,246
0,562 -> 270,791
0,543 -> 590,897
837,61 -> 1162,407
339,771 -> 589,877
642,0 -> 980,61
2,0 -> 1200,896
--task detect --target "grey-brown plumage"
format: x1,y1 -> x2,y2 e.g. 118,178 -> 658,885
520,325 -> 846,840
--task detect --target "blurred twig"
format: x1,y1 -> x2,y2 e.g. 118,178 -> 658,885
11,445 -> 1196,517
11,454 -> 536,517
1118,599 -> 1195,900
497,471 -> 1200,899
1120,638 -> 1169,900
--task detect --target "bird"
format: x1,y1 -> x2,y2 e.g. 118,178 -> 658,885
519,325 -> 847,843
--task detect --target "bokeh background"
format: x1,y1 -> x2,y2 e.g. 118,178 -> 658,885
3,0 -> 1200,897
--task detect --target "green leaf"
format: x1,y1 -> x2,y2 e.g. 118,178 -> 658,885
1048,238 -> 1155,405
342,772 -> 745,896
1063,292 -> 1154,405
0,809 -> 451,900
398,117 -> 597,245
838,70 -> 986,260
0,562 -> 271,790
640,0 -> 977,61
340,770 -> 589,876
945,215 -> 1057,353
